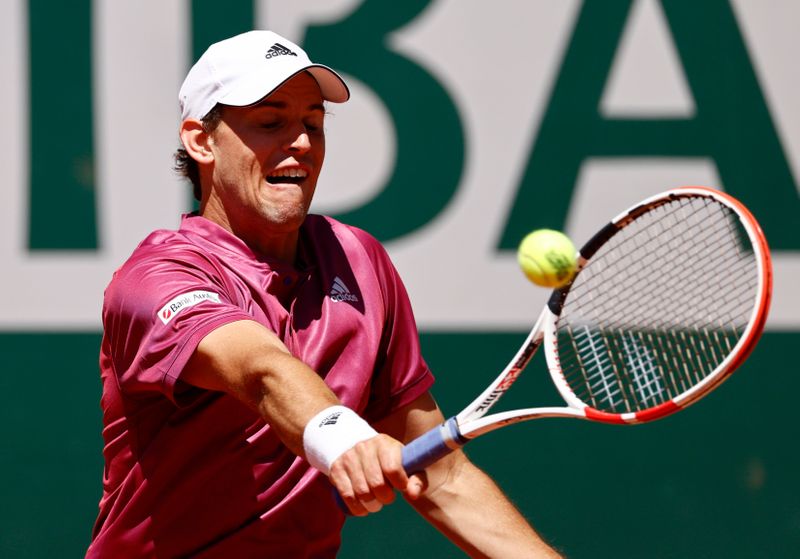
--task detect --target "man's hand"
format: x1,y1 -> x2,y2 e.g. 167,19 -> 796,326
328,434 -> 425,515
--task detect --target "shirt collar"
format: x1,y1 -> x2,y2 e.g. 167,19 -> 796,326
178,213 -> 317,275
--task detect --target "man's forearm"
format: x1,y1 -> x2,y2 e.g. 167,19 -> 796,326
183,318 -> 411,515
409,453 -> 561,559
183,319 -> 342,456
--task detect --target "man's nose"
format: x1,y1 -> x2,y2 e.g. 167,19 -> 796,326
286,129 -> 311,153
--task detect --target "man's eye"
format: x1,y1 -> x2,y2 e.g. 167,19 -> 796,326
261,121 -> 281,129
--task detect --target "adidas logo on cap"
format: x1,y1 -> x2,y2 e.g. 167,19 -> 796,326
265,42 -> 298,59
329,276 -> 359,303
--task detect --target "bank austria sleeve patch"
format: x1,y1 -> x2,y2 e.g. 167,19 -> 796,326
157,290 -> 221,325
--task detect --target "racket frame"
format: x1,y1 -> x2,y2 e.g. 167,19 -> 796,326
401,186 -> 772,471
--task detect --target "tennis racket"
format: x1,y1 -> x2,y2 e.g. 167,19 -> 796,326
402,186 -> 772,474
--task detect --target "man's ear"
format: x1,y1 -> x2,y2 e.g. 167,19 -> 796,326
180,119 -> 215,164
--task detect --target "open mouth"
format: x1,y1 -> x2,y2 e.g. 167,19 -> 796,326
266,168 -> 308,185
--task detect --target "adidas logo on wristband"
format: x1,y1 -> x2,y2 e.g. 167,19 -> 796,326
320,411 -> 342,426
303,406 -> 378,475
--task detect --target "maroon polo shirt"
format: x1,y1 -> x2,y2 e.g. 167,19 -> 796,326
87,213 -> 433,558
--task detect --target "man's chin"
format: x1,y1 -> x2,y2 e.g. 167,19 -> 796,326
258,207 -> 310,231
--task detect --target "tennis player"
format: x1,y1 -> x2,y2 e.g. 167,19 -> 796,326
86,30 -> 560,558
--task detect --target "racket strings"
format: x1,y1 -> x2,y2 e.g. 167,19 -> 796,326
556,196 -> 759,414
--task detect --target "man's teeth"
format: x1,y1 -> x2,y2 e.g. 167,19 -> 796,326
268,169 -> 308,179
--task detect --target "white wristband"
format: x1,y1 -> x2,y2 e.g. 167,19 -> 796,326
302,405 -> 378,476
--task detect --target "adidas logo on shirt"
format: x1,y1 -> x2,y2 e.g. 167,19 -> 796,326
329,276 -> 359,303
265,42 -> 298,59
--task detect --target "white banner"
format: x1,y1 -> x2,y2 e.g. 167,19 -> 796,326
0,0 -> 797,330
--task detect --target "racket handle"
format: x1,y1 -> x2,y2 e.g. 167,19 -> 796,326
333,417 -> 467,513
402,416 -> 467,474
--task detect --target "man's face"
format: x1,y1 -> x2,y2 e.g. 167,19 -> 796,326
204,72 -> 326,250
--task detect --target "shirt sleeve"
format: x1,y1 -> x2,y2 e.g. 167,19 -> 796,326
349,228 -> 435,423
102,246 -> 253,404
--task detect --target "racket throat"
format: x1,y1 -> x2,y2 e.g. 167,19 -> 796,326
440,416 -> 469,449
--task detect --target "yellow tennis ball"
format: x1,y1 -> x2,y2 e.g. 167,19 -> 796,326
517,229 -> 578,288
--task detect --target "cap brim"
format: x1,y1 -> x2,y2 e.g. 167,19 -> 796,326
218,64 -> 350,109
306,65 -> 350,103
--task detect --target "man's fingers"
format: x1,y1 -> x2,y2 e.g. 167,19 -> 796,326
351,437 -> 398,505
329,434 -> 407,514
377,438 -> 409,493
404,472 -> 428,501
329,463 -> 364,516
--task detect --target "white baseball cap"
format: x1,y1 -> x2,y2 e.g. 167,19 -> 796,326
179,30 -> 350,121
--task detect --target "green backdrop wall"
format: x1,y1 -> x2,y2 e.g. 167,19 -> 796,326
2,332 -> 797,557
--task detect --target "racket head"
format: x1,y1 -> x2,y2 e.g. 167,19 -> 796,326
544,186 -> 772,424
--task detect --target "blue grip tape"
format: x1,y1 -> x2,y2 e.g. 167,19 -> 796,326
402,417 -> 467,474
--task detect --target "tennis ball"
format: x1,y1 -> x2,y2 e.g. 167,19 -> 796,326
517,229 -> 578,288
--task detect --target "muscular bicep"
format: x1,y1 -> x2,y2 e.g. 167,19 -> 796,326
378,391 -> 558,557
373,391 -> 446,443
373,391 -> 469,490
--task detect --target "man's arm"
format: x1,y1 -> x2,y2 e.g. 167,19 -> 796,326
374,392 -> 562,559
182,319 -> 410,514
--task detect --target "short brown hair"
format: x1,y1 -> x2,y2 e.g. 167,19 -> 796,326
173,104 -> 224,201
